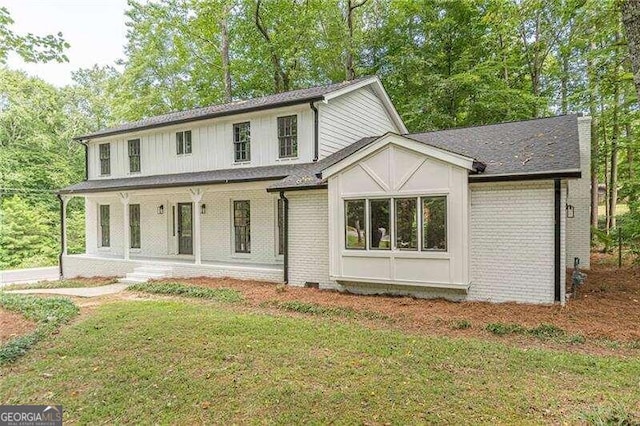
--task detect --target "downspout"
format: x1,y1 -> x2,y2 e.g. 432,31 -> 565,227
310,101 -> 319,162
279,191 -> 289,284
554,178 -> 561,302
57,194 -> 65,279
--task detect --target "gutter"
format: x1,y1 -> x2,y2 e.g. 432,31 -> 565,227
310,101 -> 319,161
554,178 -> 561,302
469,170 -> 581,183
57,194 -> 65,279
279,191 -> 289,284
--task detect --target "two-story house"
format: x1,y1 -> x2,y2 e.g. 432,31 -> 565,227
59,76 -> 591,304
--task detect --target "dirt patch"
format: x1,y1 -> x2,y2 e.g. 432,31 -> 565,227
152,254 -> 640,346
0,308 -> 37,344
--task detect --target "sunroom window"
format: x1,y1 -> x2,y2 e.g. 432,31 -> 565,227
369,199 -> 390,250
345,199 -> 366,249
422,196 -> 447,251
395,198 -> 418,250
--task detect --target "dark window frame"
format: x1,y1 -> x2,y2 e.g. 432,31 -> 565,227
129,203 -> 141,249
99,143 -> 110,176
233,122 -> 251,162
421,196 -> 448,252
277,115 -> 298,158
99,204 -> 110,247
233,200 -> 251,253
344,199 -> 366,250
176,130 -> 192,155
128,139 -> 141,173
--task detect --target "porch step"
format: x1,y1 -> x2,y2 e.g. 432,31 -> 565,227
118,265 -> 172,285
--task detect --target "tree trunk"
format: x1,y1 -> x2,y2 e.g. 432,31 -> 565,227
627,120 -> 635,206
220,10 -> 232,103
609,73 -> 620,230
602,113 -> 610,233
621,0 -> 640,99
588,41 -> 599,229
561,50 -> 569,114
345,0 -> 367,81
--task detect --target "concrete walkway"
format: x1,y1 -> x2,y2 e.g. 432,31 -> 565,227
5,283 -> 130,298
0,266 -> 59,287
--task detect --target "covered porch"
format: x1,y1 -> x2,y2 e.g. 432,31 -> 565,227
59,181 -> 286,283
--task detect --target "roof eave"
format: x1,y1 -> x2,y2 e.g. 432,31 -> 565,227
73,96 -> 326,141
469,170 -> 581,183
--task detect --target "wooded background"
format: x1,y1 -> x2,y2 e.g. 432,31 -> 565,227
0,0 -> 638,269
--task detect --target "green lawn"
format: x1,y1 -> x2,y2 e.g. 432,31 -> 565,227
1,300 -> 638,424
1,279 -> 117,291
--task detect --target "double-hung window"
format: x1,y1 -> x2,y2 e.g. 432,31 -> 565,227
277,115 -> 297,158
233,122 -> 251,162
99,143 -> 110,176
176,130 -> 192,155
128,139 -> 140,173
129,204 -> 141,249
99,204 -> 110,247
344,196 -> 447,251
233,200 -> 250,253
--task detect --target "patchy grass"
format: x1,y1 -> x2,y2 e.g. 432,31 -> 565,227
0,294 -> 78,364
262,300 -> 392,322
2,278 -> 117,291
450,319 -> 472,330
486,322 -> 586,345
128,282 -> 243,303
0,300 -> 638,424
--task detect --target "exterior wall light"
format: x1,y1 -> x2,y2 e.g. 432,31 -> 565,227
157,204 -> 164,215
201,204 -> 206,214
566,204 -> 574,218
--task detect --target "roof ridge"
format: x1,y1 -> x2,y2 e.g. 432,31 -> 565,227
405,113 -> 579,137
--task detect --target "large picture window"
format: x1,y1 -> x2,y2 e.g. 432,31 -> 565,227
99,143 -> 110,175
422,196 -> 447,251
233,122 -> 251,162
176,130 -> 192,155
369,199 -> 390,250
233,200 -> 250,253
129,204 -> 141,249
128,139 -> 140,173
277,115 -> 297,158
343,196 -> 447,252
345,199 -> 366,249
395,198 -> 418,250
99,204 -> 110,247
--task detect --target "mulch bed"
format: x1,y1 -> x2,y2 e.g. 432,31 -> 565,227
0,309 -> 37,345
154,255 -> 640,344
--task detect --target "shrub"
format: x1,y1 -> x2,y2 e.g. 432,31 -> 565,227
485,323 -> 525,336
528,324 -> 566,339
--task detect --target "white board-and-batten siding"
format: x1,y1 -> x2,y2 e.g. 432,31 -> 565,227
318,86 -> 400,157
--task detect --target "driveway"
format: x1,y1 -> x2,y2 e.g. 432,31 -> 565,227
0,266 -> 59,287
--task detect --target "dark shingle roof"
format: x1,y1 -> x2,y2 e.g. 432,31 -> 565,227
406,114 -> 581,179
75,77 -> 377,140
60,114 -> 582,194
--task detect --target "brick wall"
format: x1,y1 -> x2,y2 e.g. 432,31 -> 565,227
287,190 -> 334,288
566,116 -> 592,269
468,181 -> 565,304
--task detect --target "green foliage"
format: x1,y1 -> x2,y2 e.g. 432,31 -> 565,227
485,322 -> 526,336
127,282 -> 244,303
2,278 -> 116,291
264,300 -> 392,321
0,293 -> 78,364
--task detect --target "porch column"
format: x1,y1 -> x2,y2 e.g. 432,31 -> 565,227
61,195 -> 70,255
120,192 -> 130,261
190,188 -> 204,265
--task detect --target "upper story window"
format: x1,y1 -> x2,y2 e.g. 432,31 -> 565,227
277,115 -> 297,158
99,143 -> 110,176
176,130 -> 192,155
233,122 -> 251,162
128,139 -> 140,173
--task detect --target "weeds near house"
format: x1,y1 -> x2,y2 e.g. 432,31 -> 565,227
485,323 -> 526,336
2,278 -> 117,291
0,294 -> 78,364
128,282 -> 243,303
450,319 -> 471,330
486,322 -> 586,345
263,300 -> 392,322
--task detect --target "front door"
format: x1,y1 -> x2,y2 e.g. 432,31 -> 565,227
177,202 -> 193,255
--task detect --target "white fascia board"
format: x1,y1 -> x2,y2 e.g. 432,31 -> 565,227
323,76 -> 408,133
322,133 -> 476,179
